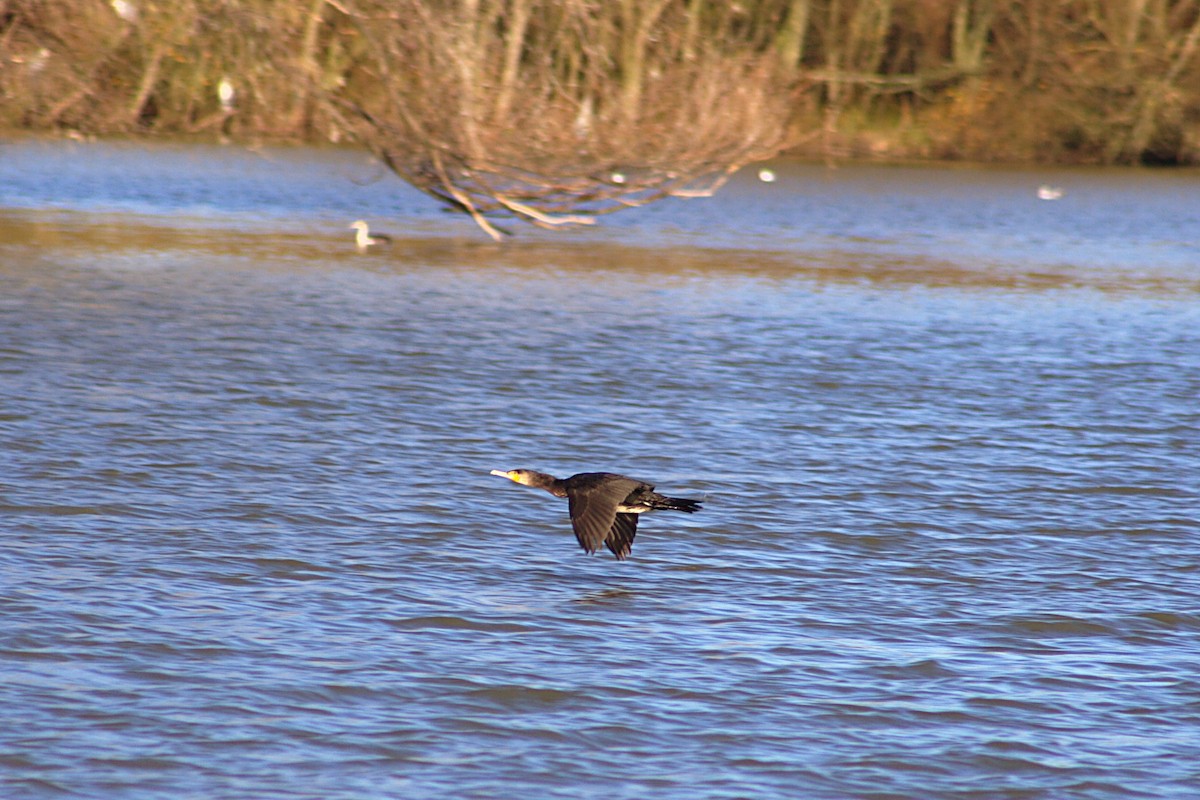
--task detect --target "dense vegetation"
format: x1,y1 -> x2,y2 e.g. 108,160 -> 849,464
5,0 -> 1197,164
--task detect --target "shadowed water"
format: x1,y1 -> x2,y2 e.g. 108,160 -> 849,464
1,140 -> 1199,799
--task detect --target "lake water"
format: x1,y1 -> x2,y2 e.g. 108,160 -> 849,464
2,138 -> 1199,799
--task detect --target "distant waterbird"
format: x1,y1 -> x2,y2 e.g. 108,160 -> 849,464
350,220 -> 393,252
217,78 -> 236,113
489,469 -> 702,560
110,0 -> 137,22
1037,185 -> 1064,200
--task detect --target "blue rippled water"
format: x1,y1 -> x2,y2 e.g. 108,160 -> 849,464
1,140 -> 1199,799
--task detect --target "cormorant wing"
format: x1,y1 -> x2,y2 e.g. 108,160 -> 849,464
605,513 -> 639,560
566,475 -> 642,556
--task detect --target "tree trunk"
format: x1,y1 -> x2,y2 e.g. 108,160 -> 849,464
951,0 -> 995,75
494,0 -> 533,121
776,0 -> 812,69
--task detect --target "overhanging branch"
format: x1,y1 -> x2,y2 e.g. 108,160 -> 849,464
324,0 -> 798,238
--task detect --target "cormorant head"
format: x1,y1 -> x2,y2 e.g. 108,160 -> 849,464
490,468 -> 537,486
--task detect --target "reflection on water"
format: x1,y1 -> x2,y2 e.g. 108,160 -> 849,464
1,139 -> 1199,800
571,587 -> 642,605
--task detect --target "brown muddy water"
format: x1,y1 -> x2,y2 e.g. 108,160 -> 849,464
2,139 -> 1199,799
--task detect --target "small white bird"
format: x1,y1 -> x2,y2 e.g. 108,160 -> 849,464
349,220 -> 393,252
217,78 -> 236,113
110,0 -> 137,22
1037,185 -> 1064,200
758,168 -> 777,183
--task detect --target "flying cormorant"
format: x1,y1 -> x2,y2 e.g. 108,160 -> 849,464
489,469 -> 702,560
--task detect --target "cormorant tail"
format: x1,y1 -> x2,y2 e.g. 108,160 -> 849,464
650,495 -> 703,513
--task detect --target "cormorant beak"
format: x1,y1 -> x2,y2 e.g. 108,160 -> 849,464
489,469 -> 514,480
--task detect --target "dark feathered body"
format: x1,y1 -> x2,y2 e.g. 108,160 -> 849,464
489,469 -> 702,560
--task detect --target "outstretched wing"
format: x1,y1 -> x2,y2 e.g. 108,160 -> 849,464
567,475 -> 641,556
604,513 -> 640,560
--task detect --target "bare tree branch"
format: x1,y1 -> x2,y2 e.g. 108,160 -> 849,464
324,0 -> 798,237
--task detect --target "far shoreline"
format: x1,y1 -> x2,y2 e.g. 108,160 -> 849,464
6,127 -> 1199,174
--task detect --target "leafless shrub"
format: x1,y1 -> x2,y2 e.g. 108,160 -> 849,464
323,1 -> 798,239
